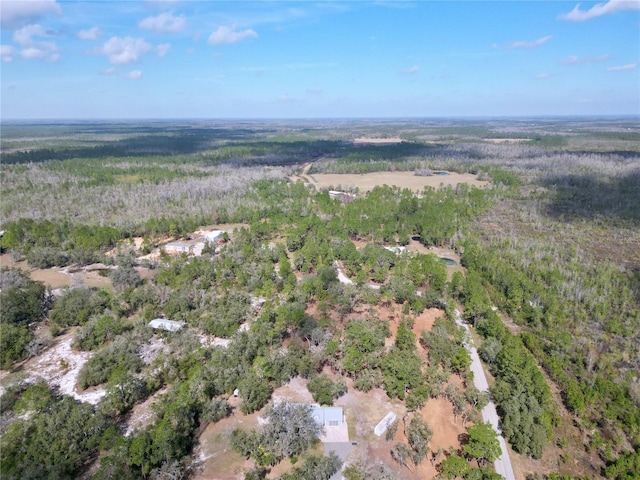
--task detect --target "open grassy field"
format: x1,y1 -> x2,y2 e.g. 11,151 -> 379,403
302,171 -> 488,192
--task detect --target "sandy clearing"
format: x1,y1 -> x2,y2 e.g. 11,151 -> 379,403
353,137 -> 405,144
271,376 -> 314,404
420,396 -> 466,453
0,254 -> 113,289
124,386 -> 168,436
193,409 -> 261,480
310,171 -> 487,193
1,334 -> 107,404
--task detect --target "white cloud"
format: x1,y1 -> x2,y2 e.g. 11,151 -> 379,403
12,24 -> 59,62
99,37 -> 152,65
1,44 -> 16,62
138,12 -> 187,33
507,35 -> 553,49
559,1 -> 640,21
126,70 -> 143,80
401,65 -> 420,74
13,24 -> 46,44
536,73 -> 551,79
0,0 -> 61,29
157,43 -> 170,57
562,54 -> 611,64
607,63 -> 637,71
100,66 -> 117,76
78,27 -> 100,40
307,88 -> 324,95
208,25 -> 258,45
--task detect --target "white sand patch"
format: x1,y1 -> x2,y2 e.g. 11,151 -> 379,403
124,386 -> 167,436
139,337 -> 170,365
199,334 -> 231,348
353,137 -> 404,144
27,337 -> 106,404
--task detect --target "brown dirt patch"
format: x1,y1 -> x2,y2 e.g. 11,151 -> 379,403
272,376 -> 314,404
357,396 -> 468,480
310,171 -> 488,193
0,254 -> 113,290
193,409 -> 260,480
420,396 -> 466,453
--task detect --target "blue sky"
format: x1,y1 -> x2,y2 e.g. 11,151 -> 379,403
1,0 -> 639,118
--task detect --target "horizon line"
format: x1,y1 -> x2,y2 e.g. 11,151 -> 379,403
2,114 -> 639,123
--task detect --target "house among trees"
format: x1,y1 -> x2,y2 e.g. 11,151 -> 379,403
148,318 -> 186,332
204,230 -> 225,243
310,406 -> 345,428
328,191 -> 356,204
164,240 -> 205,256
384,246 -> 407,255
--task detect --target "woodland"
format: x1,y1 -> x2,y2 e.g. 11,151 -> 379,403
0,117 -> 639,480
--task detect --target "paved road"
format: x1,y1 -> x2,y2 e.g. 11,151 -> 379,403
455,309 -> 515,480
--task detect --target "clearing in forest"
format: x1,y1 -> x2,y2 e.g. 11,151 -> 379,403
308,171 -> 488,193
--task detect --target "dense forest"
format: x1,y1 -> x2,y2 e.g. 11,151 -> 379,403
1,118 -> 638,480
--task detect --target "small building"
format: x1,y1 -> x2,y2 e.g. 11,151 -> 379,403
164,241 -> 205,256
328,191 -> 356,204
204,230 -> 225,243
164,241 -> 193,254
311,406 -> 345,428
374,411 -> 397,436
148,318 -> 186,332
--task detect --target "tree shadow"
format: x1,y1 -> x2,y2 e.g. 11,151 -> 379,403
538,168 -> 640,225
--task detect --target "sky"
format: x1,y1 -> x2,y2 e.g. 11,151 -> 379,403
1,0 -> 639,119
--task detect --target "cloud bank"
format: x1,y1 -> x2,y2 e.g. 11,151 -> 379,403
1,0 -> 61,29
559,1 -> 640,21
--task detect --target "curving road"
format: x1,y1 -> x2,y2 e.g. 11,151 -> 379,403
455,309 -> 515,480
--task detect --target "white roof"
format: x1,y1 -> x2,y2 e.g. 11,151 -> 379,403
310,406 -> 344,426
148,318 -> 186,332
204,230 -> 225,241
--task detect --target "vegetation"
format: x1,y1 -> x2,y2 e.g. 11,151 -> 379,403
1,118 -> 638,480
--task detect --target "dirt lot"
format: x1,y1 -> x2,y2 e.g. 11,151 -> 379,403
353,137 -> 405,144
309,171 -> 488,193
193,405 -> 261,480
0,254 -> 113,289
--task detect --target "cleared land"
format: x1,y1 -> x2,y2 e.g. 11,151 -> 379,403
353,137 -> 405,144
309,171 -> 488,192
